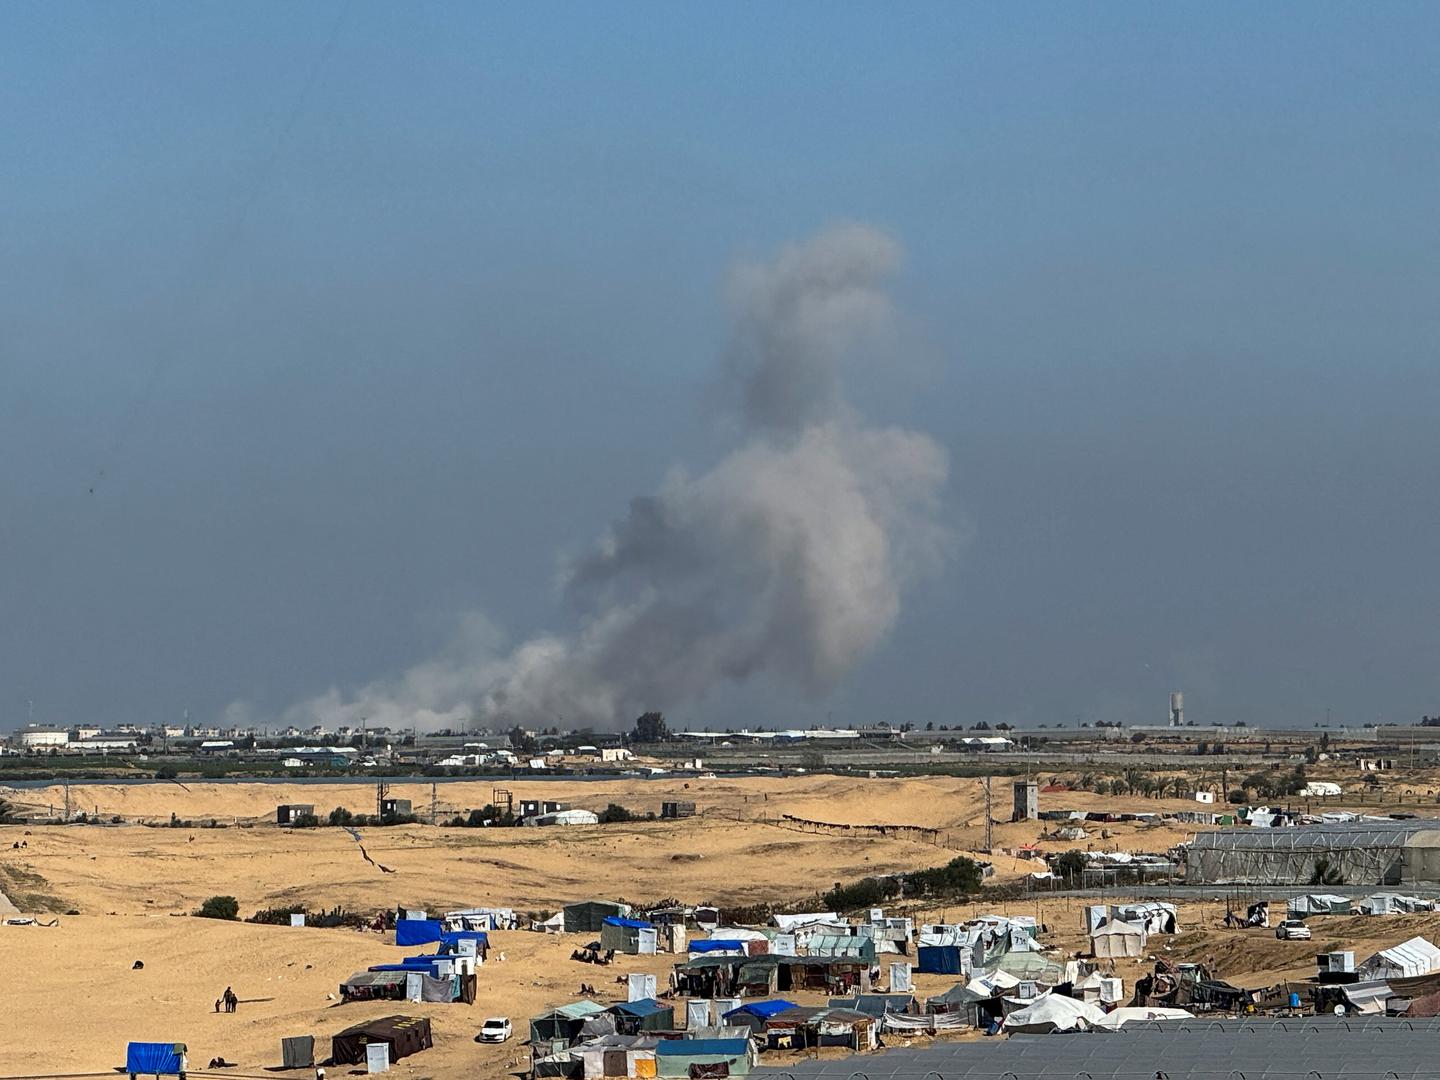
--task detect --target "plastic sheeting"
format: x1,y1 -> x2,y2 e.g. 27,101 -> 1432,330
395,919 -> 444,946
1002,993 -> 1105,1033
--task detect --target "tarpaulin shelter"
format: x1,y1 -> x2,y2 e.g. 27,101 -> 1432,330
828,994 -> 915,1018
280,1036 -> 314,1069
395,919 -> 445,947
602,917 -> 658,955
331,1016 -> 432,1065
1002,993 -> 1104,1033
722,1000 -> 797,1034
531,1001 -> 610,1058
1091,919 -> 1146,960
1358,937 -> 1440,980
126,1043 -> 187,1077
762,1007 -> 875,1052
1360,894 -> 1433,915
690,939 -> 749,955
340,970 -> 408,1001
1112,902 -> 1177,934
1288,894 -> 1353,918
916,945 -> 964,975
1091,1006 -> 1194,1029
654,1038 -> 752,1078
609,998 -> 675,1035
565,900 -> 632,934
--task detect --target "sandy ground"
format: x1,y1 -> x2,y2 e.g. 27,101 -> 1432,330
0,775 -> 1222,1079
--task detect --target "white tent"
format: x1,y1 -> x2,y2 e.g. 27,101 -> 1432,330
1092,1007 -> 1194,1030
1357,936 -> 1440,980
1002,993 -> 1105,1034
1075,972 -> 1124,1005
1091,919 -> 1146,960
771,912 -> 838,931
1287,894 -> 1351,918
1360,894 -> 1434,915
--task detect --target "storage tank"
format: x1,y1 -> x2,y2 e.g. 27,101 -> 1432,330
1169,691 -> 1184,727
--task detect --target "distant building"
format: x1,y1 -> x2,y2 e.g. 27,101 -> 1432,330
520,799 -> 569,818
276,804 -> 315,825
380,797 -> 413,819
74,725 -> 102,740
18,727 -> 69,749
76,733 -> 139,753
661,801 -> 696,819
1012,780 -> 1039,822
600,747 -> 634,763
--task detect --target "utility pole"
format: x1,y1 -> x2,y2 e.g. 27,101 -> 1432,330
64,778 -> 71,824
430,781 -> 438,826
984,775 -> 993,852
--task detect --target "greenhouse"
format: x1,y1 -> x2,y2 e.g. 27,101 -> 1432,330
1186,822 -> 1440,886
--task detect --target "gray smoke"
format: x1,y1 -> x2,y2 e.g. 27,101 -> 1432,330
277,223 -> 950,730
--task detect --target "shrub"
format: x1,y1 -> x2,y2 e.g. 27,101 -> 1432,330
598,803 -> 638,824
197,895 -> 240,921
328,806 -> 355,827
153,764 -> 178,780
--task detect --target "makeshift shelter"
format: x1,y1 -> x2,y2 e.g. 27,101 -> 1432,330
1091,1006 -> 1194,1029
1112,902 -> 1177,935
331,1016 -> 432,1065
1361,894 -> 1434,915
1002,993 -> 1105,1033
828,994 -> 916,1019
126,1043 -> 187,1077
395,918 -> 444,947
574,1034 -> 661,1079
608,999 -> 676,1035
602,917 -> 658,955
1358,937 -> 1440,981
340,970 -> 409,1002
566,901 -> 633,934
722,1000 -> 797,1034
280,1036 -> 314,1069
1075,971 -> 1124,1005
916,945 -> 964,975
654,1038 -> 753,1078
531,1001 -> 611,1058
1288,894 -> 1353,918
1091,919 -> 1146,960
763,1007 -> 876,1052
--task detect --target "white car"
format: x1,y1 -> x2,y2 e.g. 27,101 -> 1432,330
1275,920 -> 1311,940
477,1017 -> 512,1043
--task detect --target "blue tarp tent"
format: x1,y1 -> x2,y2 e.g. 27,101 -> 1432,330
438,930 -> 488,950
657,1039 -> 749,1056
917,945 -> 964,975
724,999 -> 796,1020
126,1043 -> 186,1076
395,919 -> 444,946
602,916 -> 653,929
690,938 -> 747,954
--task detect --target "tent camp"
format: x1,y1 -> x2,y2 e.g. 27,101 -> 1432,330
1361,894 -> 1434,915
394,919 -> 444,947
1358,937 -> 1440,980
331,1016 -> 432,1065
1091,919 -> 1146,960
1002,994 -> 1105,1033
564,900 -> 632,934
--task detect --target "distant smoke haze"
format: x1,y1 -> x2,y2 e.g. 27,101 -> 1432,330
273,223 -> 951,730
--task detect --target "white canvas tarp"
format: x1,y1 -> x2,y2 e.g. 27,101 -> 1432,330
627,974 -> 657,1002
883,1009 -> 970,1032
772,912 -> 839,931
1358,936 -> 1440,980
686,1000 -> 711,1028
1091,919 -> 1146,960
1360,894 -> 1434,915
1287,894 -> 1352,918
889,963 -> 912,992
1092,1007 -> 1194,1030
1003,993 -> 1105,1033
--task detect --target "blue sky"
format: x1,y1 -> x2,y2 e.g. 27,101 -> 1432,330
4,3 -> 1440,731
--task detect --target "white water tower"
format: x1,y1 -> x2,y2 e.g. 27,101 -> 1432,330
1170,691 -> 1184,727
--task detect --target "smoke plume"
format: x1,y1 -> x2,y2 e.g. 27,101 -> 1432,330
280,223 -> 950,730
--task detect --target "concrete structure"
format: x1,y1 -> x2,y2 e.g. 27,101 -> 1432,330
380,798 -> 413,819
1011,780 -> 1038,822
1170,690 -> 1185,727
18,727 -> 69,749
661,800 -> 696,819
276,803 -> 316,825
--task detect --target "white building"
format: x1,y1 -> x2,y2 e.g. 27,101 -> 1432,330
601,747 -> 635,762
19,727 -> 70,749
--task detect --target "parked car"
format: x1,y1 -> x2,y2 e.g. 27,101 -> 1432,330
477,1017 -> 512,1043
1276,919 -> 1311,940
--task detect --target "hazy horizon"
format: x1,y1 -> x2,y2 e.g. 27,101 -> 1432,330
5,4 -> 1440,734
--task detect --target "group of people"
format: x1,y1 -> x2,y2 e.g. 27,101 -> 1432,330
214,986 -> 238,1013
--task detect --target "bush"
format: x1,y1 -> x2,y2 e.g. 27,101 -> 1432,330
328,806 -> 355,827
598,803 -> 638,824
1054,850 -> 1087,884
291,813 -> 320,828
153,764 -> 178,780
197,895 -> 240,921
